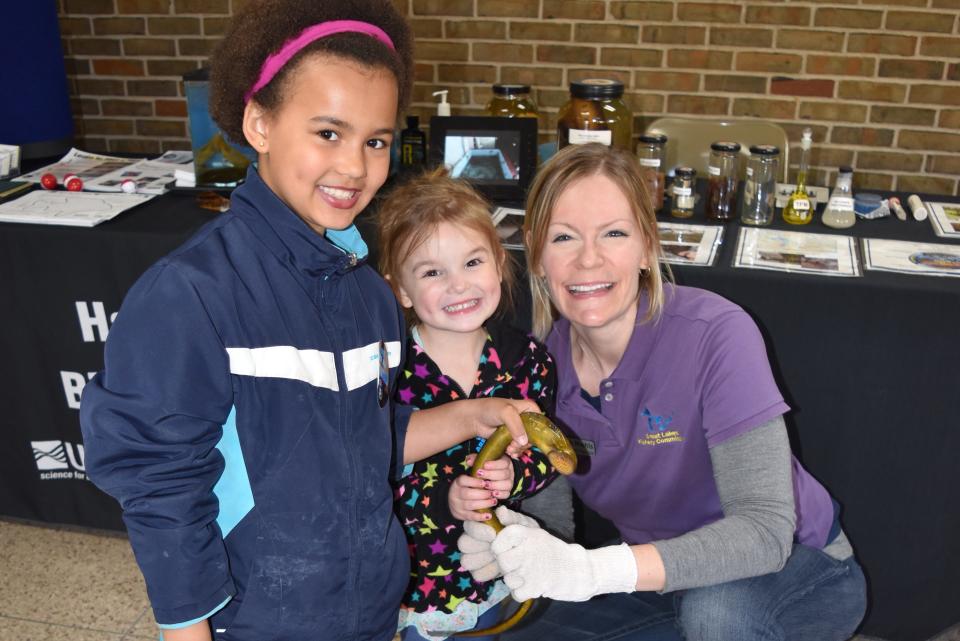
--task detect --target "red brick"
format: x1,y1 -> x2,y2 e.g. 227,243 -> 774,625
75,78 -> 126,96
147,17 -> 200,35
642,25 -> 705,45
59,17 -> 92,36
123,37 -> 176,56
600,48 -> 662,69
798,102 -> 867,123
851,172 -> 895,192
667,94 -> 729,116
703,75 -> 768,94
776,30 -> 844,52
668,49 -> 733,70
575,24 -> 639,44
71,98 -> 101,117
898,130 -> 960,153
136,119 -> 186,137
771,78 -> 834,98
128,79 -> 180,96
677,3 -> 742,23
806,55 -> 875,77
910,84 -> 960,105
830,126 -> 894,147
537,45 -> 595,65
410,19 -> 443,39
732,98 -> 797,120
940,110 -> 960,129
856,151 -> 924,172
416,41 -> 469,60
847,33 -> 917,57
437,64 -> 497,83
919,36 -> 960,58
709,28 -> 774,48
101,99 -> 154,116
624,93 -> 664,114
446,20 -> 505,39
473,43 -> 534,63
155,99 -> 187,118
896,175 -> 956,196
413,0 -> 473,16
510,22 -> 571,41
479,0 -> 539,18
501,66 -> 564,87
414,63 -> 434,83
885,10 -> 956,33
815,8 -> 883,29
609,2 -> 673,21
202,17 -> 229,36
93,17 -> 146,35
63,0 -> 114,13
736,52 -> 802,74
70,38 -> 122,55
949,64 -> 960,82
745,5 -> 811,25
92,58 -> 145,76
543,0 -> 605,20
879,59 -> 944,80
81,118 -> 135,135
178,38 -> 217,56
117,0 -> 170,14
110,138 -> 163,154
927,154 -> 960,175
536,89 -> 571,109
808,148 -> 855,168
633,71 -> 700,92
838,81 -> 907,103
147,59 -> 201,76
174,0 -> 229,12
870,106 -> 936,126
63,57 -> 91,76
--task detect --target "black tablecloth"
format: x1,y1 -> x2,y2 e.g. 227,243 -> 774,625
1,184 -> 958,641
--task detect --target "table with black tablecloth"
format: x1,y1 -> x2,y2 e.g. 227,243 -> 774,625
1,184 -> 957,641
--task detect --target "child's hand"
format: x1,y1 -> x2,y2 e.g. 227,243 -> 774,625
448,454 -> 515,521
468,397 -> 540,457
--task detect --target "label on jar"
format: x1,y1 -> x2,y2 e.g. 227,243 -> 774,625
791,199 -> 810,211
746,167 -> 754,177
673,186 -> 692,196
708,165 -> 720,176
639,158 -> 661,167
829,196 -> 855,211
568,129 -> 613,146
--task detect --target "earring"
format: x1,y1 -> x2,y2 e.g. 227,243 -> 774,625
258,140 -> 265,148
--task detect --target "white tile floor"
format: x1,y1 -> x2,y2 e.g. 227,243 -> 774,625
2,518 -> 957,641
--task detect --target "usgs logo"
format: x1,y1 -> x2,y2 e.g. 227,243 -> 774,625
31,440 -> 88,481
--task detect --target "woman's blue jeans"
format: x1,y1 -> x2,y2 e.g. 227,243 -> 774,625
498,544 -> 867,641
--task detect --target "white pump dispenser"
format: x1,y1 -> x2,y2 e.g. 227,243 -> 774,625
432,90 -> 451,116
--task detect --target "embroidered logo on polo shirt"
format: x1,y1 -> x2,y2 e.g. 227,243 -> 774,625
637,407 -> 684,447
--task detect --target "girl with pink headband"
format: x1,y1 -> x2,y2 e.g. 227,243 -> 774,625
80,2 -> 538,641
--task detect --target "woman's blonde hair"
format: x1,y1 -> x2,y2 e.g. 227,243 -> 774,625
377,168 -> 514,326
524,143 -> 669,340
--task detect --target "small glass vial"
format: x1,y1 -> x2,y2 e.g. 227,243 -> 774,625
740,145 -> 780,226
557,79 -> 633,151
637,134 -> 667,211
705,141 -> 741,221
485,84 -> 539,118
822,166 -> 856,229
783,128 -> 814,225
671,167 -> 696,219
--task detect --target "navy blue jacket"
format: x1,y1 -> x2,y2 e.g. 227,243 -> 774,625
80,168 -> 413,640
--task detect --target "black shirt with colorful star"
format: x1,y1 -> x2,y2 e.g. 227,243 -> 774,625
393,321 -> 556,614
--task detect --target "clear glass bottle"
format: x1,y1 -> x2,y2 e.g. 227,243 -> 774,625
636,134 -> 667,211
671,167 -> 696,219
740,145 -> 780,226
783,128 -> 814,225
557,79 -> 633,151
485,84 -> 539,118
822,166 -> 856,229
705,141 -> 740,221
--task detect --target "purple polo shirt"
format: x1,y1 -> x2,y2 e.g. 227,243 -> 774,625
547,285 -> 834,548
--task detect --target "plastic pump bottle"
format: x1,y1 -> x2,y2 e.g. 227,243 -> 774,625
432,90 -> 451,116
783,128 -> 814,225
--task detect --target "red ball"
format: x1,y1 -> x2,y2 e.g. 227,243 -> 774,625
65,176 -> 84,192
40,173 -> 58,190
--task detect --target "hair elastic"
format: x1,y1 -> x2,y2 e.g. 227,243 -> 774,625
244,19 -> 396,103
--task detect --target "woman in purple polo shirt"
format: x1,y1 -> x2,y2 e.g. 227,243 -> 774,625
455,143 -> 867,641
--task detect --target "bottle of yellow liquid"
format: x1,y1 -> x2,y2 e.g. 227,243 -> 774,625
783,128 -> 813,225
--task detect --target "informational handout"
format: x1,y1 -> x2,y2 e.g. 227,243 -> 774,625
927,202 -> 960,239
657,222 -> 724,267
18,148 -> 193,194
733,227 -> 861,277
0,190 -> 154,227
861,238 -> 960,277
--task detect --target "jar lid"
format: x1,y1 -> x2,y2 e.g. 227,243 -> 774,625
838,165 -> 853,174
710,141 -> 741,153
854,193 -> 883,214
675,166 -> 696,178
639,134 -> 667,145
493,84 -> 531,96
570,79 -> 624,99
749,144 -> 779,156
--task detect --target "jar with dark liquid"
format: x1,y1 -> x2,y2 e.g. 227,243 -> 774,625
557,79 -> 633,151
636,134 -> 667,211
485,84 -> 539,118
706,141 -> 741,221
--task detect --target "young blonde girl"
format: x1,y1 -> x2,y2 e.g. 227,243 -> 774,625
79,4 -> 535,641
378,170 -> 562,640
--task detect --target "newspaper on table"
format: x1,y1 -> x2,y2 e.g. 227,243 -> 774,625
733,227 -> 861,277
0,190 -> 154,227
492,206 -> 525,250
927,202 -> 960,239
657,222 -> 724,267
18,148 -> 193,195
861,238 -> 960,278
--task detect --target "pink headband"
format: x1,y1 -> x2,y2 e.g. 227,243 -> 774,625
244,19 -> 396,104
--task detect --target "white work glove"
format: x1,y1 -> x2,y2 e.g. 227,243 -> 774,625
493,525 -> 638,602
458,506 -> 540,583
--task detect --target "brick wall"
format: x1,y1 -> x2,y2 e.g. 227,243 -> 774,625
59,0 -> 960,195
